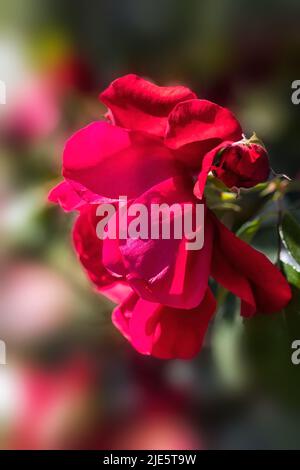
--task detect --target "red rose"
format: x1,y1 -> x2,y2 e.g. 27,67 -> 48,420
49,74 -> 291,360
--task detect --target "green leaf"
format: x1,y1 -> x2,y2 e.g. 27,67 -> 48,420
236,218 -> 261,243
281,248 -> 300,289
282,263 -> 300,289
280,213 -> 300,265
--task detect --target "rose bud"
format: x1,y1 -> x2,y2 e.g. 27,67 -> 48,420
213,136 -> 270,189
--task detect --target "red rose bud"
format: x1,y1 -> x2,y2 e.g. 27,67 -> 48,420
213,137 -> 270,189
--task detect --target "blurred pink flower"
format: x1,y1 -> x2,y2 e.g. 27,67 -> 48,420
5,358 -> 95,450
0,262 -> 73,342
4,78 -> 59,142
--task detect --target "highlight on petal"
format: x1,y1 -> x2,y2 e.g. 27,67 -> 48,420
63,121 -> 181,201
165,99 -> 243,168
100,74 -> 197,137
73,205 -> 130,303
112,288 -> 216,359
209,211 -> 291,317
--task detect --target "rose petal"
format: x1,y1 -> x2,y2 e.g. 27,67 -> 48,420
209,211 -> 291,317
48,181 -> 86,211
63,121 -> 181,200
165,99 -> 242,168
73,206 -> 130,303
193,142 -> 232,199
100,74 -> 196,137
112,288 -> 216,359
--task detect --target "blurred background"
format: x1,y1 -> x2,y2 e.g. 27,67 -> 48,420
1,0 -> 300,450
